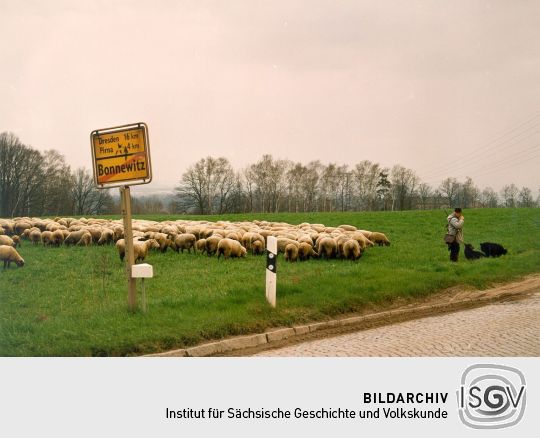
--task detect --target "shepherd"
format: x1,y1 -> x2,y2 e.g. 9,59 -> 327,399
445,207 -> 464,262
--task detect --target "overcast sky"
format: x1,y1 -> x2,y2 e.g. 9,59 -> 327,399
1,0 -> 540,192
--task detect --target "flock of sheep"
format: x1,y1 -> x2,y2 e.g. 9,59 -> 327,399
0,217 -> 390,268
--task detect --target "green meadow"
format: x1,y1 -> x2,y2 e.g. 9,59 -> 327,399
1,208 -> 539,356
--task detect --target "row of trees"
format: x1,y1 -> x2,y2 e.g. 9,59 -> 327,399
1,132 -> 537,217
0,132 -> 114,217
173,155 -> 539,214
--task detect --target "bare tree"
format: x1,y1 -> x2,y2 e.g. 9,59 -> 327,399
518,186 -> 535,207
417,183 -> 433,210
174,156 -> 236,214
439,177 -> 460,208
353,160 -> 380,210
390,165 -> 419,210
0,132 -> 46,217
500,184 -> 519,208
480,187 -> 499,208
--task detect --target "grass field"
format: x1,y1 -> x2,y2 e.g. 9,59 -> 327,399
1,208 -> 539,356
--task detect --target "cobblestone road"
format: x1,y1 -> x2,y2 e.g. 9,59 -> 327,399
254,293 -> 540,356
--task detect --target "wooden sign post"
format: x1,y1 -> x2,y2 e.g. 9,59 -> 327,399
120,186 -> 137,311
90,123 -> 152,312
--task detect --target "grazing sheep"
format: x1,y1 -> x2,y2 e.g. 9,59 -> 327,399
87,227 -> 102,243
152,232 -> 172,253
298,242 -> 318,261
480,242 -> 507,257
369,232 -> 390,246
342,239 -> 362,261
205,235 -> 222,256
64,230 -> 92,246
14,221 -> 32,235
12,235 -> 21,248
173,233 -> 197,253
116,238 -> 158,262
317,237 -> 337,259
0,245 -> 25,269
338,224 -> 357,232
41,231 -> 54,246
464,244 -> 485,260
77,232 -> 92,246
217,238 -> 247,259
112,226 -> 124,242
195,238 -> 207,254
251,240 -> 264,256
335,234 -> 351,258
52,230 -> 65,247
0,235 -> 15,247
29,229 -> 42,245
241,232 -> 264,251
97,229 -> 114,245
133,239 -> 160,262
277,237 -> 299,253
284,243 -> 299,262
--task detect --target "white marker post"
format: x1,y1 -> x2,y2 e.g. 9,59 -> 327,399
266,236 -> 277,307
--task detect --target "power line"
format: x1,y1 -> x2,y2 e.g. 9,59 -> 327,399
415,110 -> 540,176
419,120 -> 540,179
422,145 -> 540,186
420,139 -> 540,183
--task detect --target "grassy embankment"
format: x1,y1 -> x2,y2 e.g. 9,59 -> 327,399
0,208 -> 538,356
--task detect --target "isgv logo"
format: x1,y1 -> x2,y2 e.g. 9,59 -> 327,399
457,364 -> 526,429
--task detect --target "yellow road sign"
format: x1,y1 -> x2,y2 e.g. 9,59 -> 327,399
90,123 -> 152,188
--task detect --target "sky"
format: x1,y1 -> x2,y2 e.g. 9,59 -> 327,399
1,0 -> 540,193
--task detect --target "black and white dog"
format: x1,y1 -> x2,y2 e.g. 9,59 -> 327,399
480,242 -> 508,257
464,244 -> 486,260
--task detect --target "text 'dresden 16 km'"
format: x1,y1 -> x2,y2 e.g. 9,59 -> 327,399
91,125 -> 151,186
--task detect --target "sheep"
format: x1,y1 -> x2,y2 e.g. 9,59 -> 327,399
277,237 -> 299,253
317,237 -> 337,259
195,238 -> 207,254
112,226 -> 124,242
133,239 -> 160,262
173,233 -> 197,253
116,238 -> 159,262
251,240 -> 264,256
298,242 -> 318,261
217,238 -> 247,259
77,232 -> 92,246
52,230 -> 65,247
14,221 -> 32,235
41,231 -> 54,246
335,234 -> 351,258
0,221 -> 14,235
152,232 -> 172,253
338,224 -> 357,232
0,245 -> 25,269
350,232 -> 374,250
369,232 -> 390,246
64,230 -> 92,246
284,243 -> 299,262
29,229 -> 42,245
342,239 -> 362,261
205,235 -> 222,256
97,229 -> 114,245
0,235 -> 15,247
11,235 -> 21,248
87,227 -> 102,243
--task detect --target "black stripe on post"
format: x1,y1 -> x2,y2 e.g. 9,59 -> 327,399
266,250 -> 277,273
